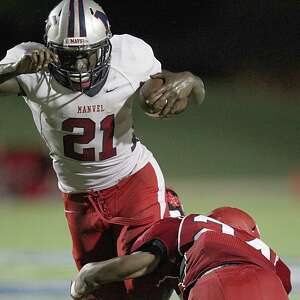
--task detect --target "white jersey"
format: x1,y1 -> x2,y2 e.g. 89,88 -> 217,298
1,34 -> 162,192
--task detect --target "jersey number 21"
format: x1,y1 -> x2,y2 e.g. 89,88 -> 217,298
62,115 -> 116,161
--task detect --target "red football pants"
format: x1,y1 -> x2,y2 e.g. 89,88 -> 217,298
62,161 -> 172,299
187,264 -> 289,300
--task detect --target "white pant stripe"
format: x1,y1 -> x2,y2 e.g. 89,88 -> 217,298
148,156 -> 166,219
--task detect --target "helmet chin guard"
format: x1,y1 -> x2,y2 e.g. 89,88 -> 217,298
44,0 -> 112,96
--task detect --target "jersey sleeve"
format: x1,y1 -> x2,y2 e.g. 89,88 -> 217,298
0,42 -> 46,97
275,258 -> 292,294
131,217 -> 181,259
110,34 -> 162,91
138,239 -> 168,260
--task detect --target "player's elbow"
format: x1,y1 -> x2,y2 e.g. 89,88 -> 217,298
190,75 -> 205,105
0,78 -> 22,96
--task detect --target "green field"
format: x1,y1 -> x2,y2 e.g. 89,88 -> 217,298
1,177 -> 300,256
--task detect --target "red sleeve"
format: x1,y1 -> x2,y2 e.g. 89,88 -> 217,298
275,258 -> 292,294
131,217 -> 181,257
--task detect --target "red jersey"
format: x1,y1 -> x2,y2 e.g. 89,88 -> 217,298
131,214 -> 291,295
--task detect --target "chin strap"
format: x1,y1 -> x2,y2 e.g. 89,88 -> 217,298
84,68 -> 109,97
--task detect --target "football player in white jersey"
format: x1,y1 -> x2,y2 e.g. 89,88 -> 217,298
0,1 -> 205,299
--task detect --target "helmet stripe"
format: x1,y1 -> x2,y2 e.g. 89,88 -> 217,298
78,0 -> 87,37
94,10 -> 109,33
68,0 -> 75,37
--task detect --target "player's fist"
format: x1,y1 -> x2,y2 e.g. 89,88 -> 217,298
139,78 -> 165,117
70,280 -> 91,300
70,279 -> 95,300
15,48 -> 58,75
70,263 -> 101,300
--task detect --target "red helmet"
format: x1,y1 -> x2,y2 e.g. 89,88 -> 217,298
165,187 -> 185,217
208,206 -> 260,239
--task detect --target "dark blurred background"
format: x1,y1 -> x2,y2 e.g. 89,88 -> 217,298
1,1 -> 299,79
0,0 -> 299,198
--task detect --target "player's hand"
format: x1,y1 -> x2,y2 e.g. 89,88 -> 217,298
15,49 -> 59,75
146,70 -> 196,118
70,280 -> 87,300
70,280 -> 90,300
70,280 -> 96,300
70,264 -> 101,300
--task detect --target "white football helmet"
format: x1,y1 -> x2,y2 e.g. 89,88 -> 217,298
44,0 -> 112,96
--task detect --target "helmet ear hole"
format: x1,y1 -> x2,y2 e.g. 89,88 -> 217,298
90,8 -> 94,15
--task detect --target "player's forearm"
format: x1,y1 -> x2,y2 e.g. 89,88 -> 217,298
81,252 -> 157,283
80,257 -> 144,285
0,63 -> 18,84
71,252 -> 158,299
71,256 -> 138,300
188,73 -> 205,105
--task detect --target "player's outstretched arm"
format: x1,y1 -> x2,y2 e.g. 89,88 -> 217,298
0,49 -> 58,96
146,70 -> 205,118
70,251 -> 160,300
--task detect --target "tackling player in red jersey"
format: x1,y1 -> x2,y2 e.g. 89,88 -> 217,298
70,206 -> 291,300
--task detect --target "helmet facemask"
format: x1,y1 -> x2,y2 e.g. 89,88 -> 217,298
48,39 -> 111,96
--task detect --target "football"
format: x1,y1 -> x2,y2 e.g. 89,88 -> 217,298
139,78 -> 164,117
